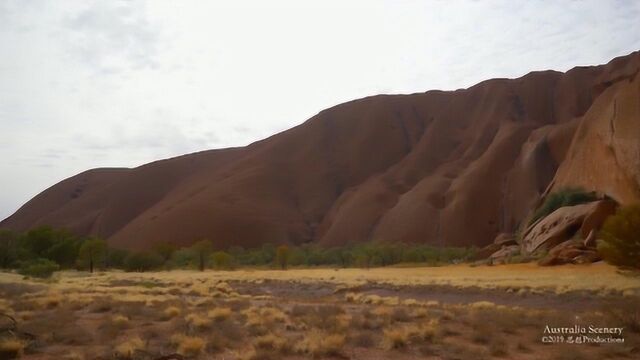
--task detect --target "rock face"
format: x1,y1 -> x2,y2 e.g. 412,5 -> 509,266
1,51 -> 640,251
521,200 -> 617,254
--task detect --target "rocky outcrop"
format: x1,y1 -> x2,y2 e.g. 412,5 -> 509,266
538,239 -> 601,266
520,200 -> 617,254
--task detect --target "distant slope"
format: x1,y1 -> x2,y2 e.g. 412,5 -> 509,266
2,51 -> 639,250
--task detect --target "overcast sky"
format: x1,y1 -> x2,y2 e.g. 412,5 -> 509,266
1,0 -> 639,221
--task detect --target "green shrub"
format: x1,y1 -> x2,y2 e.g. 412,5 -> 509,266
530,188 -> 597,225
598,205 -> 640,269
0,229 -> 18,268
107,248 -> 130,268
211,251 -> 234,270
18,258 -> 59,278
167,248 -> 197,269
123,252 -> 164,272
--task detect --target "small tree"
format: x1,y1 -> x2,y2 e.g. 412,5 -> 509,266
191,239 -> 213,271
598,205 -> 640,269
78,238 -> 107,273
211,251 -> 234,270
275,245 -> 290,270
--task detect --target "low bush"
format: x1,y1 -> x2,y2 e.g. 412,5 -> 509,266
211,251 -> 235,270
17,258 -> 59,278
598,205 -> 640,269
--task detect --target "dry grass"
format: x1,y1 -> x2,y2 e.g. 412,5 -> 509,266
170,334 -> 206,356
296,331 -> 345,358
243,306 -> 287,329
382,327 -> 411,349
0,338 -> 27,358
0,265 -> 637,359
114,336 -> 144,357
162,306 -> 181,320
252,333 -> 290,352
111,314 -> 129,328
185,313 -> 212,329
3,263 -> 635,297
208,307 -> 233,322
382,320 -> 439,349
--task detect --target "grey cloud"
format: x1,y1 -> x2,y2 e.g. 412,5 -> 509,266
63,1 -> 159,73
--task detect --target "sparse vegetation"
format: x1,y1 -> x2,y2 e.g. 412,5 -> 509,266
171,334 -> 206,356
296,331 -> 345,357
123,251 -> 163,272
530,187 -> 597,225
0,265 -> 636,359
598,205 -> 640,269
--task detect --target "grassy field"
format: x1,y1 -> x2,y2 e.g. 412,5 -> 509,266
0,263 -> 638,359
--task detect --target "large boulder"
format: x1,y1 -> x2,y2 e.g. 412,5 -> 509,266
521,200 -> 617,254
476,233 -> 518,259
538,239 -> 601,266
489,245 -> 520,264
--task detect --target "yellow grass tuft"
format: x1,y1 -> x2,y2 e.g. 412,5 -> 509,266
296,331 -> 345,357
208,307 -> 233,322
243,306 -> 288,328
345,292 -> 362,303
425,300 -> 440,307
171,334 -> 206,356
372,306 -> 393,318
402,298 -> 420,306
111,314 -> 129,328
215,281 -> 233,293
38,292 -> 63,309
382,327 -> 410,349
468,301 -> 496,310
253,333 -> 289,352
163,306 -> 181,319
412,308 -> 429,319
115,337 -> 144,357
382,296 -> 400,306
185,313 -> 212,329
361,294 -> 383,305
382,320 -> 439,349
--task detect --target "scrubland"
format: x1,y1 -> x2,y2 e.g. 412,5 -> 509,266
0,263 -> 638,359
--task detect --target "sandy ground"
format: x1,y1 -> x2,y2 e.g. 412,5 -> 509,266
0,263 -> 638,359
